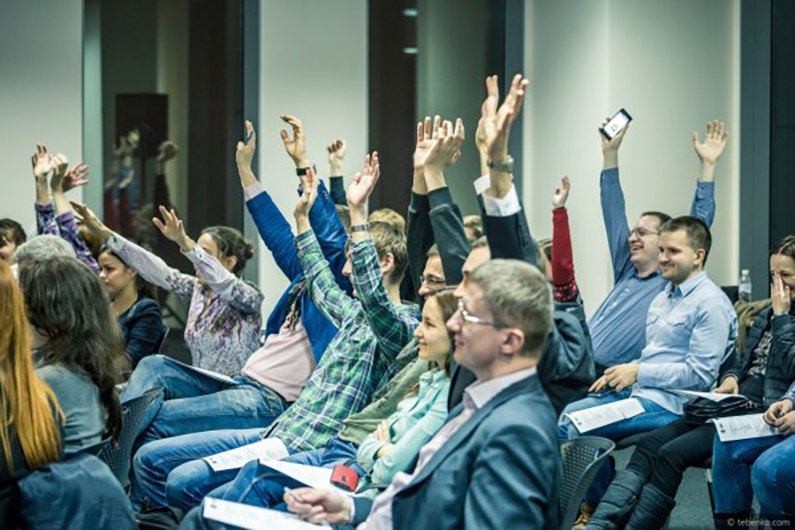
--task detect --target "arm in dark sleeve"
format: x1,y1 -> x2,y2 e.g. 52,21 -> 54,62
772,313 -> 795,382
407,192 -> 433,297
124,299 -> 166,369
481,204 -> 540,268
428,187 -> 468,285
329,176 -> 347,206
310,180 -> 351,294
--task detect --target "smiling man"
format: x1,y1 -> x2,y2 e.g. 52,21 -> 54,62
560,215 -> 737,524
588,120 -> 728,372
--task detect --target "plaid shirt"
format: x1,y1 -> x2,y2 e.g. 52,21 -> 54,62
269,230 -> 419,452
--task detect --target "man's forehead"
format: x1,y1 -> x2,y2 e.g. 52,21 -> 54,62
635,215 -> 661,229
660,229 -> 688,246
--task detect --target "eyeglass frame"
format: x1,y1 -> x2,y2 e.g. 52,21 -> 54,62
457,298 -> 503,329
629,226 -> 660,238
419,275 -> 446,287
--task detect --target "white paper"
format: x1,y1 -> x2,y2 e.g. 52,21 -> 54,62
170,359 -> 236,384
260,460 -> 353,496
710,414 -> 780,442
203,498 -> 326,529
205,438 -> 289,472
565,398 -> 645,433
674,390 -> 746,403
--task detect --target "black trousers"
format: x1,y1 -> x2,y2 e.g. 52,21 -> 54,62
626,417 -> 713,499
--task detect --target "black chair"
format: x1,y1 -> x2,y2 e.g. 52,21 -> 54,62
97,387 -> 162,489
78,438 -> 111,457
155,324 -> 170,353
560,436 -> 616,529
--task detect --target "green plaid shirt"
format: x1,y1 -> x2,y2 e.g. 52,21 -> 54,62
268,230 -> 419,452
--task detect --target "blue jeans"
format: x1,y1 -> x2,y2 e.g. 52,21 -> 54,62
131,428 -> 268,512
712,432 -> 795,515
122,355 -> 287,457
559,389 -> 679,502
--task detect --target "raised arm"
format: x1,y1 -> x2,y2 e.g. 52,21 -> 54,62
72,201 -> 197,299
31,144 -> 57,235
417,117 -> 469,285
152,206 -> 263,315
551,176 -> 579,302
690,120 -> 727,228
599,119 -> 634,283
293,167 -> 358,328
348,153 -> 417,359
406,117 -> 436,297
327,138 -> 348,206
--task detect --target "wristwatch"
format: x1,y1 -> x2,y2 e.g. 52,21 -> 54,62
296,165 -> 317,176
488,155 -> 514,173
350,223 -> 371,233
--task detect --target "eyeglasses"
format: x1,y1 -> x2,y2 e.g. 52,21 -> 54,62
457,299 -> 502,328
420,275 -> 446,287
630,227 -> 659,238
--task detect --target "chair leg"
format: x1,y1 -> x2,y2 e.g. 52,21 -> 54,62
706,468 -> 716,514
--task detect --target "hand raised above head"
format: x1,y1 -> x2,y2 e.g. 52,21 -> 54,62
692,119 -> 728,166
235,120 -> 257,171
346,152 -> 381,210
157,141 -> 180,163
49,153 -> 70,192
62,162 -> 89,193
420,118 -> 465,173
152,205 -> 189,246
413,115 -> 440,171
294,166 -> 320,220
70,201 -> 112,243
552,175 -> 571,209
327,138 -> 347,175
481,74 -> 529,161
279,114 -> 310,167
31,143 -> 54,180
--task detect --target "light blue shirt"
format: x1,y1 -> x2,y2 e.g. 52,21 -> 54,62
631,272 -> 738,414
357,367 -> 450,485
589,168 -> 716,367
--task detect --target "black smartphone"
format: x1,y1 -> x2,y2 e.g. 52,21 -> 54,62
600,108 -> 632,140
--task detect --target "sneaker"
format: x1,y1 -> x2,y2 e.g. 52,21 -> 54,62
572,501 -> 597,529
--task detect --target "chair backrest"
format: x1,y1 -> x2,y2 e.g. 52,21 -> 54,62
559,436 -> 616,529
97,387 -> 162,489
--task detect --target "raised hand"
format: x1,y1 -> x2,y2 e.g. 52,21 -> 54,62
693,120 -> 728,166
284,488 -> 351,525
31,144 -> 55,180
771,274 -> 792,316
236,120 -> 257,172
327,139 -> 347,176
346,152 -> 380,211
413,116 -> 440,171
421,118 -> 465,173
552,175 -> 571,209
294,166 -> 320,220
157,141 -> 180,163
70,201 -> 112,243
152,205 -> 193,252
62,162 -> 89,193
279,114 -> 310,168
600,117 -> 629,155
481,74 -> 529,161
49,153 -> 69,192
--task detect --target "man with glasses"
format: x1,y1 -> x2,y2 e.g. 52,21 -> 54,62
588,120 -> 728,373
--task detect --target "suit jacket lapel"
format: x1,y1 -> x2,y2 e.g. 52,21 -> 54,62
402,374 -> 541,491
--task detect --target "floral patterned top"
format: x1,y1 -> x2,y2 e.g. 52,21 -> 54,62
35,201 -> 101,274
106,233 -> 263,376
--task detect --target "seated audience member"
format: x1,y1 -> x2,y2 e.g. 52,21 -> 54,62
116,118 -> 350,458
588,235 -> 795,529
0,219 -> 26,263
31,144 -> 99,273
561,216 -> 737,525
284,260 -> 561,530
73,201 -> 263,377
13,234 -> 76,273
0,261 -> 63,529
130,157 -> 418,512
369,207 -> 406,234
449,74 -> 594,414
588,120 -> 727,372
178,290 -> 458,527
463,214 -> 483,241
19,256 -> 123,454
98,246 -> 166,371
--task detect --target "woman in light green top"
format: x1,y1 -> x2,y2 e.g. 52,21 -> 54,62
356,289 -> 456,485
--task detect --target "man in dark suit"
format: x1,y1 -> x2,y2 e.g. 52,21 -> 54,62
284,258 -> 561,529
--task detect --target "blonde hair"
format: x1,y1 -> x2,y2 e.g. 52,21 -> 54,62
369,208 -> 406,234
0,261 -> 62,469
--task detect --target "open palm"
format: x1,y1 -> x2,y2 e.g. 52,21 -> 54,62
693,120 -> 728,165
347,153 -> 380,209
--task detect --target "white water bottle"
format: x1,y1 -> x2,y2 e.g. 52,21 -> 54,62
739,269 -> 752,303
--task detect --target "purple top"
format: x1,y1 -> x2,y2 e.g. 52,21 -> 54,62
35,201 -> 100,274
106,233 -> 263,376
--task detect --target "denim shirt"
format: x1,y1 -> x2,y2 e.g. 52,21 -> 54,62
245,180 -> 351,364
588,168 -> 716,367
632,272 -> 738,414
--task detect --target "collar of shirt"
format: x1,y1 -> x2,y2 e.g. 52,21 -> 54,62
463,366 -> 538,411
666,271 -> 707,299
634,269 -> 661,282
419,367 -> 447,386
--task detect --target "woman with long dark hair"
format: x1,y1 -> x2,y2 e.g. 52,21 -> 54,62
73,201 -> 263,377
98,246 -> 166,370
19,256 -> 123,453
0,261 -> 63,527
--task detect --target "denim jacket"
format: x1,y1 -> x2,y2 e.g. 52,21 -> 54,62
246,180 -> 350,363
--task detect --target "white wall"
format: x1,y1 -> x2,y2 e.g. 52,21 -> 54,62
258,0 -> 368,318
525,0 -> 740,317
0,1 -> 84,233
